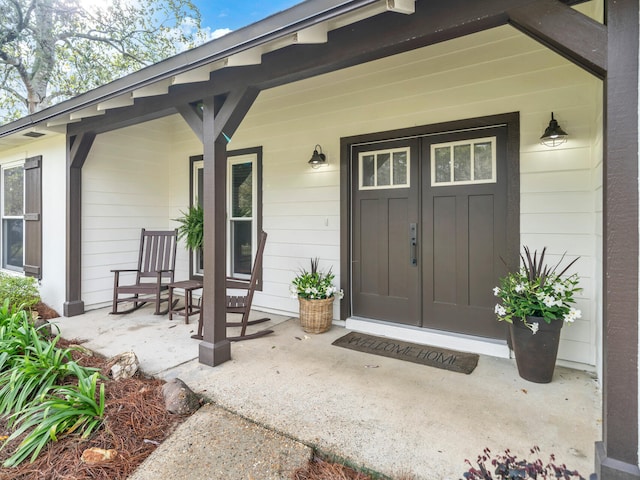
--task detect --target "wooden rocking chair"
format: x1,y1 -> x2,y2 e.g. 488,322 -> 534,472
192,231 -> 273,341
111,229 -> 178,315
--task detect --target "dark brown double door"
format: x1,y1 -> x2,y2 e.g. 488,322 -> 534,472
351,126 -> 509,339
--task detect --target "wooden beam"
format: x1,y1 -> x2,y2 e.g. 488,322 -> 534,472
294,23 -> 328,44
224,48 -> 263,67
69,131 -> 96,169
97,94 -> 134,111
68,0 -> 600,138
131,79 -> 172,98
64,131 -> 96,317
69,106 -> 106,120
198,96 -> 231,367
65,0 -> 520,136
177,103 -> 204,143
508,0 -> 606,79
213,86 -> 261,142
596,0 -> 640,478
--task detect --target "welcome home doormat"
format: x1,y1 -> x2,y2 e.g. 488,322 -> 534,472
332,332 -> 478,374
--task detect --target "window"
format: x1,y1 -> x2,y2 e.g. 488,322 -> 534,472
191,160 -> 204,276
189,147 -> 262,280
359,148 -> 410,190
1,162 -> 24,272
430,137 -> 496,186
228,157 -> 255,278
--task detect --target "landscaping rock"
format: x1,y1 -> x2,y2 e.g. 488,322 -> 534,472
109,351 -> 139,380
161,378 -> 200,415
32,317 -> 52,337
81,447 -> 118,464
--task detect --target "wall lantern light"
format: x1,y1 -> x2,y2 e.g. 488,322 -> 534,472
540,112 -> 568,147
308,144 -> 327,168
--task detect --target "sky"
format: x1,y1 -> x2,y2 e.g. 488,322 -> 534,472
192,0 -> 302,39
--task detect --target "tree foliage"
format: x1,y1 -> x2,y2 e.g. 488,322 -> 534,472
0,0 -> 205,124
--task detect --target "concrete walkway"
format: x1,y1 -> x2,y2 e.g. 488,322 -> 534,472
57,307 -> 601,479
128,403 -> 312,480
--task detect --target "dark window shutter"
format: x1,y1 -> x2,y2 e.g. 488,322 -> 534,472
24,156 -> 42,279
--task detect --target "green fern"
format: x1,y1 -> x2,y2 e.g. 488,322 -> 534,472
174,204 -> 204,250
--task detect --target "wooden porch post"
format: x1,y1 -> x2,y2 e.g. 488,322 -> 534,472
596,0 -> 640,479
198,96 -> 231,366
64,132 -> 95,317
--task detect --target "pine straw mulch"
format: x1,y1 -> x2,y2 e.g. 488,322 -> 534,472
293,457 -> 374,480
0,303 -> 388,480
0,303 -> 191,480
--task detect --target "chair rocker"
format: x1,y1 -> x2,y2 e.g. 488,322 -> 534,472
111,229 -> 178,315
192,231 -> 273,341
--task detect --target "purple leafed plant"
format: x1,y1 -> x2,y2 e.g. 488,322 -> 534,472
462,447 -> 585,480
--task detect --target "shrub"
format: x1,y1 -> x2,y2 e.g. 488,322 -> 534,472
0,302 -> 105,467
2,368 -> 105,467
462,447 -> 585,480
0,273 -> 40,311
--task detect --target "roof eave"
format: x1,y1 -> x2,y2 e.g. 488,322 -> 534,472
0,0 -> 378,139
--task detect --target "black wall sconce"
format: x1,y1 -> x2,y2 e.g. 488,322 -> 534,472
308,144 -> 327,168
540,112 -> 568,147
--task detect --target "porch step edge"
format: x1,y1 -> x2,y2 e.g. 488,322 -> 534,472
346,317 -> 510,358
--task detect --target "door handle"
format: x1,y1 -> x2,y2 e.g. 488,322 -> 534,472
409,223 -> 417,266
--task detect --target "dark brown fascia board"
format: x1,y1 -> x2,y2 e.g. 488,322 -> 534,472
1,0 -> 593,140
68,0 -> 598,136
0,0 -> 378,139
44,0 -> 600,138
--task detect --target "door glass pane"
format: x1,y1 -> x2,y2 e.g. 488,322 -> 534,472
474,142 -> 493,180
392,151 -> 408,185
3,219 -> 23,270
361,155 -> 375,187
434,147 -> 451,183
3,166 -> 23,216
453,144 -> 471,182
377,153 -> 391,186
231,162 -> 252,217
232,221 -> 252,275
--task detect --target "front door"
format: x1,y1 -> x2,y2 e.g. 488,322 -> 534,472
351,125 -> 510,339
351,139 -> 421,326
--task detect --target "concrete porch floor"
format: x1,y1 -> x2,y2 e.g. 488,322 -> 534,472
56,306 -> 601,479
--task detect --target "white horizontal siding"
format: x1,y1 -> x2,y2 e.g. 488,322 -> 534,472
0,135 -> 68,313
231,24 -> 600,366
82,118 -> 188,306
82,24 -> 601,367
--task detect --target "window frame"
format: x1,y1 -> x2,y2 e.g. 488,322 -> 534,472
0,160 -> 25,273
188,147 -> 263,285
358,147 -> 411,190
430,136 -> 497,186
227,154 -> 258,280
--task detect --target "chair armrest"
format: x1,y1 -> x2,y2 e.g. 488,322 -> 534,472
111,269 -> 140,273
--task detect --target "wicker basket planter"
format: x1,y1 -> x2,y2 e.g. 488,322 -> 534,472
298,296 -> 334,334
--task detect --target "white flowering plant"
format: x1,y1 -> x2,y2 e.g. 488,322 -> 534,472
493,246 -> 582,334
290,258 -> 344,300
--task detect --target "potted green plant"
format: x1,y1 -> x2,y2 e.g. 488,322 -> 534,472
290,258 -> 343,333
493,246 -> 581,383
174,204 -> 203,251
